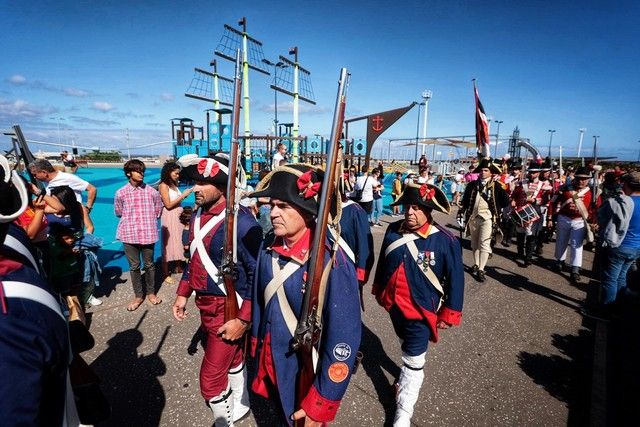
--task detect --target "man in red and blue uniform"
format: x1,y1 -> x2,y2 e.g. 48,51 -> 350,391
172,153 -> 263,426
0,155 -> 71,425
373,182 -> 465,426
249,164 -> 361,426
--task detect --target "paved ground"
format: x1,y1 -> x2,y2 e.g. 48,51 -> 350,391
84,208 -> 597,426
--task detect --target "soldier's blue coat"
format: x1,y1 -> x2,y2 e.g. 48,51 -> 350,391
251,232 -> 361,425
338,200 -> 374,282
0,227 -> 69,426
373,219 -> 465,343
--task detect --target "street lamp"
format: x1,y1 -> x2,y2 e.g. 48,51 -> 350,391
414,102 -> 425,164
592,135 -> 600,163
493,120 -> 503,159
547,129 -> 556,158
421,90 -> 432,157
262,58 -> 287,136
50,116 -> 65,143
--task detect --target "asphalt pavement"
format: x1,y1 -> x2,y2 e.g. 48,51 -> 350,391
84,208 -> 598,426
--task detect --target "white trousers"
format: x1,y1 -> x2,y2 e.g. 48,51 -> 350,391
554,214 -> 585,267
468,215 -> 493,253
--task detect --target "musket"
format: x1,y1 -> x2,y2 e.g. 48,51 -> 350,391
292,68 -> 349,424
220,49 -> 243,322
11,125 -> 42,189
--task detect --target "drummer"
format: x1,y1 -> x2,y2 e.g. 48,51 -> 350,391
511,159 -> 547,266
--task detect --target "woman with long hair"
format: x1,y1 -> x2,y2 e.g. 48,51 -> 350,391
159,161 -> 193,284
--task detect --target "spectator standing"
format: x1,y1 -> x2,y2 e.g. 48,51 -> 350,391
453,168 -> 465,206
272,142 -> 287,170
597,171 -> 640,313
114,159 -> 163,311
29,158 -> 96,233
418,154 -> 428,170
159,162 -> 193,284
416,168 -> 429,184
371,172 -> 385,227
392,171 -> 403,216
464,164 -> 479,183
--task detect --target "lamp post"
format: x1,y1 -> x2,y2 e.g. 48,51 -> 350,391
262,59 -> 287,136
421,90 -> 432,157
50,117 -> 65,143
547,129 -> 556,158
493,120 -> 503,159
414,102 -> 425,164
592,135 -> 599,164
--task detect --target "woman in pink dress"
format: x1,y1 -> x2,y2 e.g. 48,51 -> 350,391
159,162 -> 193,284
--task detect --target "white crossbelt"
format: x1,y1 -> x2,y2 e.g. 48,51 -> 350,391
384,230 -> 445,305
263,250 -> 319,371
190,208 -> 242,307
4,235 -> 39,272
327,226 -> 355,263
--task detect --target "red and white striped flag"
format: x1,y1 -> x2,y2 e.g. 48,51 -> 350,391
474,80 -> 490,158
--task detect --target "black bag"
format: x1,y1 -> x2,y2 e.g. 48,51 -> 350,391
350,176 -> 369,201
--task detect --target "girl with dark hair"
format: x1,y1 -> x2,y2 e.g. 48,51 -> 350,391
47,185 -> 85,232
159,161 -> 193,284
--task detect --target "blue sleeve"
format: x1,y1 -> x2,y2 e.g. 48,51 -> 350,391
355,208 -> 374,282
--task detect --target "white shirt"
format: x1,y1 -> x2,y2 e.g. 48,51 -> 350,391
46,171 -> 90,203
272,152 -> 285,170
354,175 -> 378,203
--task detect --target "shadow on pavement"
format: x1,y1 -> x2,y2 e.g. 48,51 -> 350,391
360,323 -> 400,426
90,311 -> 168,426
487,264 -> 583,311
94,265 -> 126,298
518,329 -> 592,426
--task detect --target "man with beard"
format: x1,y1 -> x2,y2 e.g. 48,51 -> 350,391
459,158 -> 509,281
373,182 -> 464,426
551,166 -> 600,283
249,164 -> 361,426
172,153 -> 263,425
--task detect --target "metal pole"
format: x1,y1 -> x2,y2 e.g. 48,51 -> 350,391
387,139 -> 391,164
493,120 -> 502,159
421,90 -> 432,156
593,135 -> 599,164
577,128 -> 585,158
547,129 -> 556,158
414,103 -> 422,164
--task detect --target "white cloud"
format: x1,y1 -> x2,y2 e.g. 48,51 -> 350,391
160,93 -> 174,101
93,101 -> 114,112
8,74 -> 26,85
0,98 -> 58,121
64,88 -> 90,97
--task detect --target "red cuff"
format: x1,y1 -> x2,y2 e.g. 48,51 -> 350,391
250,336 -> 258,358
437,306 -> 462,326
176,280 -> 192,297
237,299 -> 251,323
356,267 -> 367,282
300,385 -> 340,423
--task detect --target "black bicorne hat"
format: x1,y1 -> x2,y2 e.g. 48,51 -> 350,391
390,182 -> 450,214
250,164 -> 325,217
177,153 -> 231,185
574,166 -> 592,178
474,157 -> 502,174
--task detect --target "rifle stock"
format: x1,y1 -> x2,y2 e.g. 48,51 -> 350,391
222,49 -> 243,322
293,68 -> 349,425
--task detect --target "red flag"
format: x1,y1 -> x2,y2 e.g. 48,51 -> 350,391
474,81 -> 490,157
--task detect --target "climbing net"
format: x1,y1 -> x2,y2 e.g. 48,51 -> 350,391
215,24 -> 270,74
272,56 -> 316,104
185,68 -> 234,106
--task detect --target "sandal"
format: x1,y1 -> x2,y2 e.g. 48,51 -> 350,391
127,298 -> 144,312
147,295 -> 162,306
163,276 -> 176,285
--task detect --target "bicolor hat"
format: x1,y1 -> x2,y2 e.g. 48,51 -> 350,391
0,155 -> 28,223
178,153 -> 230,185
622,171 -> 640,191
508,159 -> 522,170
540,158 -> 552,171
527,158 -> 543,172
474,157 -> 502,174
574,166 -> 592,178
250,164 -> 325,217
390,182 -> 450,214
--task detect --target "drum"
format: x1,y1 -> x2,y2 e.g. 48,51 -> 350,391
510,204 -> 540,227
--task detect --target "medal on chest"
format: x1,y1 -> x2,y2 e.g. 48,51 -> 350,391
416,250 -> 435,271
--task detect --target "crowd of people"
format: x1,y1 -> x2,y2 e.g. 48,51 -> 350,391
0,147 -> 637,426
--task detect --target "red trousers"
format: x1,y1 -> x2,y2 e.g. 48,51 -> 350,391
195,295 -> 244,400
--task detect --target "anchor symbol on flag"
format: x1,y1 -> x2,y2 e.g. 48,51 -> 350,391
371,115 -> 384,132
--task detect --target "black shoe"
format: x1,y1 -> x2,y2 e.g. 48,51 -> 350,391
553,261 -> 565,272
570,272 -> 581,283
524,258 -> 532,267
471,265 -> 479,275
535,247 -> 543,256
477,270 -> 486,282
501,239 -> 510,248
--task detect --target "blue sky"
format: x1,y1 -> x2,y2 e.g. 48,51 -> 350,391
1,0 -> 639,160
